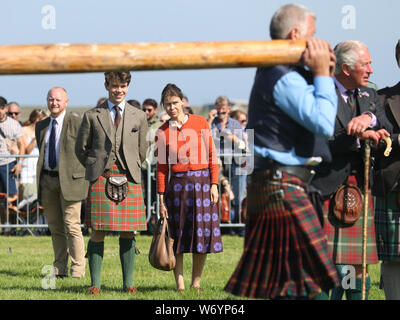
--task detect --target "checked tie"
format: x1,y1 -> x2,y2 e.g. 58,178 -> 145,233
346,90 -> 356,112
48,118 -> 57,169
114,105 -> 121,129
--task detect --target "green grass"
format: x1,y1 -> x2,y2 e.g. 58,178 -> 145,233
0,234 -> 386,300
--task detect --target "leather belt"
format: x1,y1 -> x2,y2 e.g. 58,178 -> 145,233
254,156 -> 315,184
42,169 -> 59,177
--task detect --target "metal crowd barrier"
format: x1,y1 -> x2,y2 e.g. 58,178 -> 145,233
0,153 -> 250,235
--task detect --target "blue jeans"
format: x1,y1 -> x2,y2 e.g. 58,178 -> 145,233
0,161 -> 18,195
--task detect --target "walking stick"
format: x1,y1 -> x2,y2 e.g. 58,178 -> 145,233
361,140 -> 371,300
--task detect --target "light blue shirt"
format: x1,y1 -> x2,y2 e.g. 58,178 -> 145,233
253,72 -> 337,165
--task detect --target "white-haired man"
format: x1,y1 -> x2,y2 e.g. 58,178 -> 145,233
224,3 -> 340,300
312,40 -> 392,300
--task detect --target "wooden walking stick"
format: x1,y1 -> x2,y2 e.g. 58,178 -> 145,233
361,140 -> 371,300
0,40 -> 305,74
362,136 -> 392,300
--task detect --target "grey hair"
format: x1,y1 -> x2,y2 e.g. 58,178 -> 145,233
334,40 -> 368,75
47,86 -> 68,99
269,3 -> 316,40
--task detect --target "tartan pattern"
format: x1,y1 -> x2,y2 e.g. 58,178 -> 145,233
165,169 -> 223,254
375,188 -> 400,262
85,164 -> 147,231
224,170 -> 339,299
323,175 -> 377,265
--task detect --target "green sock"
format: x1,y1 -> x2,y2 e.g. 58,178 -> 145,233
330,265 -> 346,300
346,276 -> 371,300
312,291 -> 329,300
119,237 -> 136,290
86,240 -> 104,289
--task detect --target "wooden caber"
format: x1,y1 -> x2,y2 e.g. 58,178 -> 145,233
0,40 -> 305,74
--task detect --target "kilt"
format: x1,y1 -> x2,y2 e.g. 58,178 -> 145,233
85,164 -> 147,232
165,168 -> 223,254
224,170 -> 339,299
375,187 -> 400,262
323,175 -> 377,265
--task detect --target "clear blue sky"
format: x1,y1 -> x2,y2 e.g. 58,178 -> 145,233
0,0 -> 399,108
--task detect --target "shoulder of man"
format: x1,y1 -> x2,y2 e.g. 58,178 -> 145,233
377,82 -> 400,98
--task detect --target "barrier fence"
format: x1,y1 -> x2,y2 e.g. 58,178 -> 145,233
0,153 -> 249,235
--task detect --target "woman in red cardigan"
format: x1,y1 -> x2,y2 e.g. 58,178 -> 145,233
156,83 -> 222,292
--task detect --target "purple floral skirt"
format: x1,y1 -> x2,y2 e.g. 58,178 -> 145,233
165,168 -> 223,254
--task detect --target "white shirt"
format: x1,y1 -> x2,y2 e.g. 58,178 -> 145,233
44,110 -> 66,170
107,99 -> 125,123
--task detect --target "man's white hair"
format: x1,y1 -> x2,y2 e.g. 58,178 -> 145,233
269,3 -> 316,40
334,40 -> 368,75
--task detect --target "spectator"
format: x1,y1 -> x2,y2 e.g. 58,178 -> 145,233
75,71 -> 148,295
225,3 -> 339,300
96,97 -> 107,106
210,96 -> 246,236
142,98 -> 162,233
6,102 -> 21,124
312,40 -> 392,300
35,87 -> 88,278
373,40 -> 400,300
20,109 -> 47,200
127,99 -> 141,110
159,111 -> 170,123
0,97 -> 25,234
156,83 -> 222,292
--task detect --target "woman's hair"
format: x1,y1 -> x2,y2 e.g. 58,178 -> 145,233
229,109 -> 247,121
23,109 -> 47,126
160,83 -> 184,105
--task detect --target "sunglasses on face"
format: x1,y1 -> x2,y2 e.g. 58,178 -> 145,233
7,112 -> 20,116
143,108 -> 153,112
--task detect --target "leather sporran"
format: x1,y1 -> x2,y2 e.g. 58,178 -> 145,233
105,175 -> 128,203
148,217 -> 176,271
329,183 -> 363,227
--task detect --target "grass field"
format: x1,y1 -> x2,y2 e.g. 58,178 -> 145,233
0,234 -> 385,300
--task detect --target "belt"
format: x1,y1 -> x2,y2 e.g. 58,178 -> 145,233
254,156 -> 315,184
42,169 -> 59,177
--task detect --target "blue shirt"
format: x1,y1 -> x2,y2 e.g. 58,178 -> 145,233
253,72 -> 337,165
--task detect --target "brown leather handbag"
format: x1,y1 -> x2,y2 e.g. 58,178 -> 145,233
105,175 -> 128,203
329,183 -> 363,226
148,217 -> 176,271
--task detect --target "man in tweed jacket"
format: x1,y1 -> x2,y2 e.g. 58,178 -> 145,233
36,87 -> 89,278
75,71 -> 148,295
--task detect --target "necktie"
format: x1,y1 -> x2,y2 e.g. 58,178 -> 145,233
114,105 -> 121,129
346,90 -> 356,112
48,119 -> 57,169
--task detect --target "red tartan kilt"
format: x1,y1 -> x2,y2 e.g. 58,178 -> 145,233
85,165 -> 147,232
224,170 -> 339,299
323,175 -> 377,265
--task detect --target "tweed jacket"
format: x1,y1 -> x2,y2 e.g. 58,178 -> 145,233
312,85 -> 393,197
372,82 -> 400,196
35,112 -> 89,202
74,101 -> 148,183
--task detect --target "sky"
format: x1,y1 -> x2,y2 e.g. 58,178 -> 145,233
0,0 -> 399,108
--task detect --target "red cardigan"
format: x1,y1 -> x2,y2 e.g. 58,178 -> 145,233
156,114 -> 219,193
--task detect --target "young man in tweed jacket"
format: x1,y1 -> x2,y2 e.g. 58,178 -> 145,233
75,71 -> 148,295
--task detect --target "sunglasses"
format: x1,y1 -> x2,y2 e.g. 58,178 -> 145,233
143,108 -> 154,112
240,119 -> 247,124
7,112 -> 20,116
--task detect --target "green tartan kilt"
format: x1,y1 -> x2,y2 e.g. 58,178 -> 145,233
375,188 -> 400,262
85,165 -> 147,232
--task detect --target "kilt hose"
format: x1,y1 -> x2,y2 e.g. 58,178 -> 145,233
85,164 -> 147,232
224,170 -> 339,299
323,175 -> 377,265
375,187 -> 400,262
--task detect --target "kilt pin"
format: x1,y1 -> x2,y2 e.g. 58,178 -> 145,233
224,170 -> 339,299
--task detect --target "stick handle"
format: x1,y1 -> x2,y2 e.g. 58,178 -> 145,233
362,140 -> 371,300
